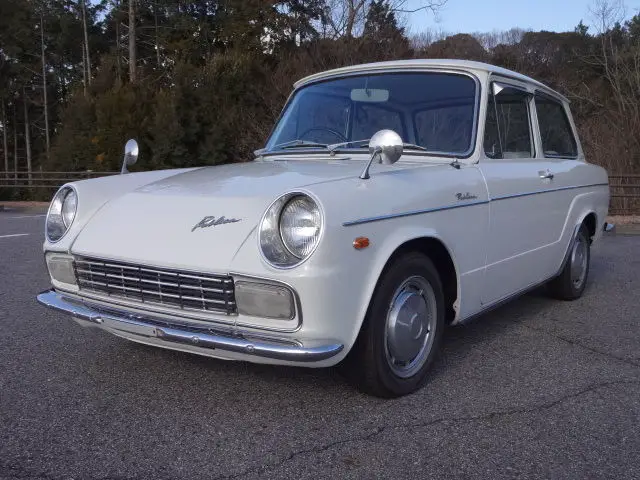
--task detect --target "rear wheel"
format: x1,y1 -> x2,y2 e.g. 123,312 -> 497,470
547,224 -> 591,300
344,252 -> 445,398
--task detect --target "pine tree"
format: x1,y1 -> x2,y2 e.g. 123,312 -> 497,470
363,0 -> 404,43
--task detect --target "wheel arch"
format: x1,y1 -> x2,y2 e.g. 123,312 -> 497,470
384,237 -> 459,324
582,211 -> 597,239
356,233 -> 460,338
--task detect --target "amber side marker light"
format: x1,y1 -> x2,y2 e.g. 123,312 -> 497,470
353,237 -> 370,250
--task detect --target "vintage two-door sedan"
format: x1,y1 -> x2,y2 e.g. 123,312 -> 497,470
37,60 -> 610,397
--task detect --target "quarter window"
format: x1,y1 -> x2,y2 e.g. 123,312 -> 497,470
535,96 -> 578,158
484,86 -> 533,159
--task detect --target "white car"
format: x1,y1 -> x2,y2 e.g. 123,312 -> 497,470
37,60 -> 610,397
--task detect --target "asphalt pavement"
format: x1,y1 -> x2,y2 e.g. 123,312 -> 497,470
1,210 -> 639,480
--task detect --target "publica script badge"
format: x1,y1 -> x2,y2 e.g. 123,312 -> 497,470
455,192 -> 478,201
191,216 -> 241,232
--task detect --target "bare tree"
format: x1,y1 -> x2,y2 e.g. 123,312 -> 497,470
575,0 -> 640,172
129,0 -> 137,83
325,0 -> 446,39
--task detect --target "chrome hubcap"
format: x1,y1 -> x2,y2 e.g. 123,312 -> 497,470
384,276 -> 437,378
570,234 -> 588,289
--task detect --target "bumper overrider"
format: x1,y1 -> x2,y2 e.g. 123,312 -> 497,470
37,290 -> 344,363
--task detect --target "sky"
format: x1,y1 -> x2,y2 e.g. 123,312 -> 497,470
404,0 -> 617,35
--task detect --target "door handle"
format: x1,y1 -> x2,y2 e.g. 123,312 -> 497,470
539,169 -> 554,180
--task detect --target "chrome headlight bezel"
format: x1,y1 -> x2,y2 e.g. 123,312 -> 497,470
259,192 -> 324,269
46,185 -> 78,243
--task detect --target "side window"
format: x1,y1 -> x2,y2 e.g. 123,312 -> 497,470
484,85 -> 533,159
535,95 -> 578,158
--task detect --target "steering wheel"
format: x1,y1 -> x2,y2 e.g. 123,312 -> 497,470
299,127 -> 347,143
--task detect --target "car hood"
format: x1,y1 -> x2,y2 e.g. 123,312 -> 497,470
70,159 -> 374,271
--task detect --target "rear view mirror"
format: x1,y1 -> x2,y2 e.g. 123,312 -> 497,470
350,89 -> 389,103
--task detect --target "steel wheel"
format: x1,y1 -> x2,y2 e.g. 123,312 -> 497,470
383,275 -> 438,378
546,223 -> 591,301
570,233 -> 588,289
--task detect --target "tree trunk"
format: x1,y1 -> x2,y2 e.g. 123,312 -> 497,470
81,0 -> 92,85
2,101 -> 8,180
115,0 -> 122,86
41,13 -> 50,162
129,0 -> 136,83
154,4 -> 160,68
13,105 -> 17,184
82,41 -> 87,97
23,90 -> 32,186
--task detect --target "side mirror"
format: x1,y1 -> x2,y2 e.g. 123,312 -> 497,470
121,139 -> 139,174
360,129 -> 403,179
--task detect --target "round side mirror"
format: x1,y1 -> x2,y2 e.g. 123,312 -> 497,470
124,139 -> 139,166
121,139 -> 139,174
369,129 -> 403,165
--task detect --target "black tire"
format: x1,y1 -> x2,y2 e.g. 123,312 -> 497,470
342,252 -> 445,398
547,224 -> 591,300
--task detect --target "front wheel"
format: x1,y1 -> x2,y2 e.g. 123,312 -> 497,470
547,224 -> 591,300
344,252 -> 445,398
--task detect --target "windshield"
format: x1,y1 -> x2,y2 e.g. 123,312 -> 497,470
265,72 -> 478,156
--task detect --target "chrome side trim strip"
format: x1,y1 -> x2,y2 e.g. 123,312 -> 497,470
490,183 -> 609,202
342,200 -> 490,226
342,183 -> 608,226
37,290 -> 343,363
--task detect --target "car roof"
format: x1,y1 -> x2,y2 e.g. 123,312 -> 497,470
294,59 -> 568,103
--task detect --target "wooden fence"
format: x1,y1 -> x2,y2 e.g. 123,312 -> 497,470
0,171 -> 118,189
1,170 -> 639,215
609,175 -> 640,216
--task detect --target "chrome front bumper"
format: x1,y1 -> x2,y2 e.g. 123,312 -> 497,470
36,290 -> 343,363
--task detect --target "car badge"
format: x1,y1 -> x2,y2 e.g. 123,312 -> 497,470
191,216 -> 241,232
455,192 -> 478,201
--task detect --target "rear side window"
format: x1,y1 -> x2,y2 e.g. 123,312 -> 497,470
535,96 -> 578,158
484,86 -> 533,159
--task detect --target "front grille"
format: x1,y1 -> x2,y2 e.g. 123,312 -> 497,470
73,257 -> 236,315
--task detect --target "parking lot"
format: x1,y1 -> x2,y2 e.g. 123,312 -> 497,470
1,209 -> 639,479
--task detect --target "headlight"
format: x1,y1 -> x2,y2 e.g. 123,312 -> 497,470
259,193 -> 323,268
46,186 -> 77,242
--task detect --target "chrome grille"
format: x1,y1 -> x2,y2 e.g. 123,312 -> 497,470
73,257 -> 236,315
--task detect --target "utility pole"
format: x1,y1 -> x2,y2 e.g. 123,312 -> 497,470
40,13 -> 50,161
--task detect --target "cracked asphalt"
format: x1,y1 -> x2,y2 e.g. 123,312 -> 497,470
1,210 -> 639,480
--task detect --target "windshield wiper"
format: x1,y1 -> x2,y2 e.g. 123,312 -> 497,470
275,139 -> 329,150
328,139 -> 433,155
254,139 -> 329,156
401,143 -> 430,152
327,139 -> 370,153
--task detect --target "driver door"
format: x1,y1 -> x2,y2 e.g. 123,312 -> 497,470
479,81 -> 561,305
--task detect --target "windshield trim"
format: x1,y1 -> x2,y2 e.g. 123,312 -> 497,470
260,69 -> 482,160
